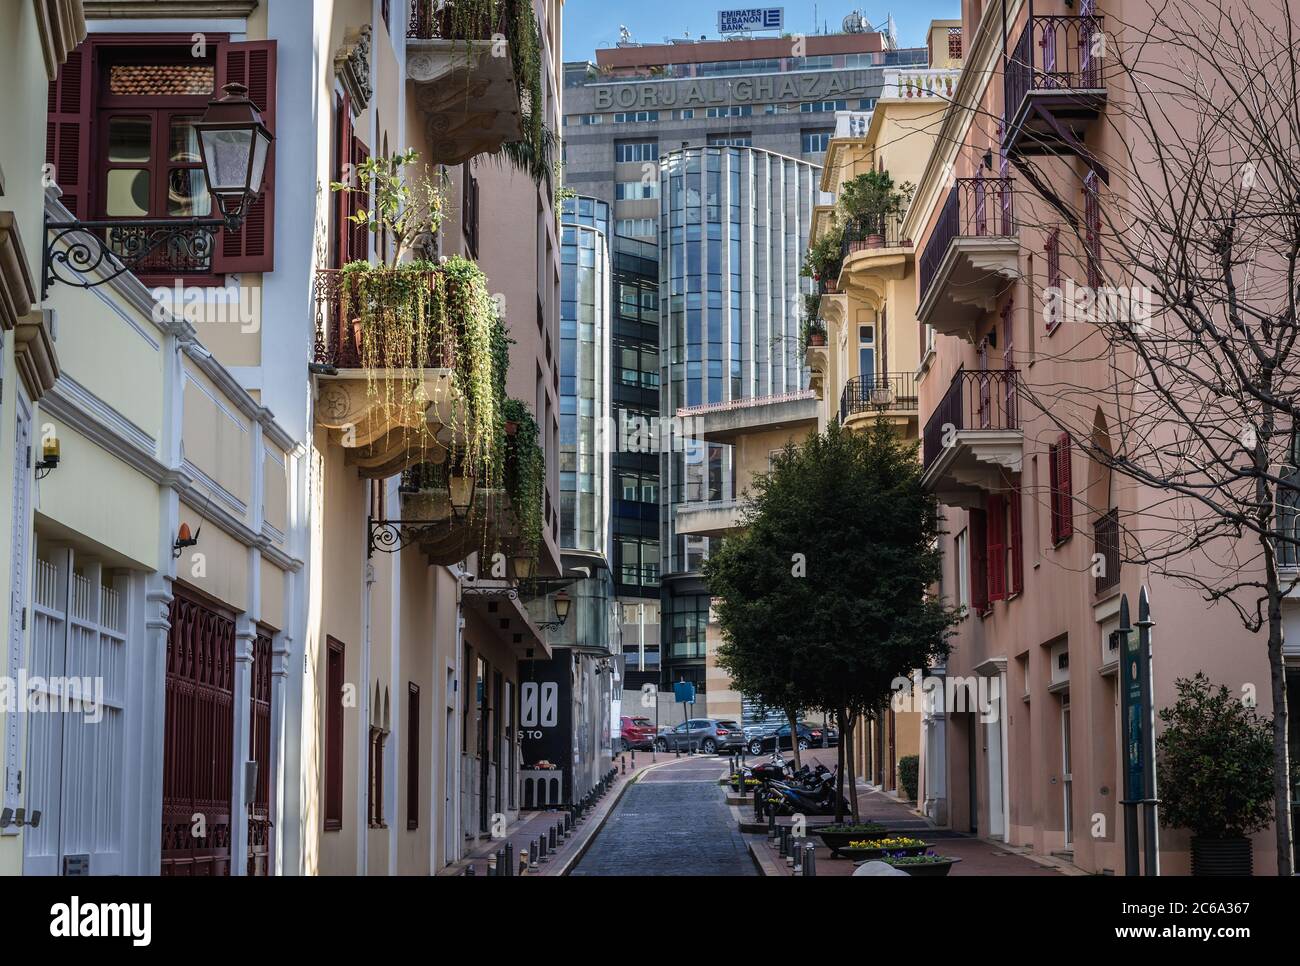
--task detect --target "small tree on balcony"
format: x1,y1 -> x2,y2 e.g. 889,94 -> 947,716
839,169 -> 914,234
1008,0 -> 1299,873
705,419 -> 959,819
801,219 -> 845,284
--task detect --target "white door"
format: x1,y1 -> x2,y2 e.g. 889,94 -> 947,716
4,399 -> 33,832
24,546 -> 128,875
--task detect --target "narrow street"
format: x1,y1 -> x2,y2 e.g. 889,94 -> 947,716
570,757 -> 758,876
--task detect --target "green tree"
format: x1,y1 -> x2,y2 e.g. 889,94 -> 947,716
705,419 -> 959,819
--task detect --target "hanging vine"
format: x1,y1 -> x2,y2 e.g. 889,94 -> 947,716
502,397 -> 544,557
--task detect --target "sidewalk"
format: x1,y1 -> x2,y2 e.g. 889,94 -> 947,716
439,749 -> 678,876
736,748 -> 1069,877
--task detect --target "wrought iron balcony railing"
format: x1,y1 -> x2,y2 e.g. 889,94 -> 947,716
312,268 -> 456,371
922,368 -> 1020,469
408,0 -> 514,40
839,372 -> 919,422
1005,15 -> 1105,130
841,212 -> 908,261
1093,507 -> 1120,594
918,177 -> 1016,307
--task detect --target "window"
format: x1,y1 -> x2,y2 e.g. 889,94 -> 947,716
858,97 -> 877,110
615,180 -> 660,200
800,99 -> 848,113
1049,433 -> 1075,543
616,140 -> 659,163
614,110 -> 659,123
858,324 -> 875,379
802,129 -> 833,154
325,638 -> 345,831
706,105 -> 751,118
708,133 -> 753,147
616,217 -> 657,237
54,39 -> 278,276
678,108 -> 695,120
406,683 -> 420,830
949,27 -> 963,60
955,530 -> 970,613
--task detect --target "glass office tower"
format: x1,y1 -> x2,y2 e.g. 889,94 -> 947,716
658,146 -> 821,688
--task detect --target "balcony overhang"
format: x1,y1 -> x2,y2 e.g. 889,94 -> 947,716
675,501 -> 744,539
315,369 -> 461,478
688,395 -> 819,446
407,39 -> 524,166
840,246 -> 910,310
920,429 -> 1024,509
397,485 -> 518,566
805,341 -> 829,382
461,579 -> 551,661
916,237 -> 1020,341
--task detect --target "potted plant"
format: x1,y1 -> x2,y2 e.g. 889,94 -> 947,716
884,852 -> 961,877
802,318 -> 827,351
1157,673 -> 1282,875
815,822 -> 889,856
800,219 -> 845,288
839,169 -> 915,251
839,835 -> 930,861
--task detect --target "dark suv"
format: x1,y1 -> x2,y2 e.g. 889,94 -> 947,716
654,718 -> 745,754
747,722 -> 838,756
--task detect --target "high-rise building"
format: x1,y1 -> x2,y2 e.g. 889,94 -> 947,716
561,27 -> 923,690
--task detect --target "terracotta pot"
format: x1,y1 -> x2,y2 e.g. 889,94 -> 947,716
809,332 -> 827,347
504,420 -> 519,437
866,234 -> 885,249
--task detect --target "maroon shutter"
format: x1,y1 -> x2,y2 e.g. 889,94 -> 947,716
1057,433 -> 1074,539
1009,483 -> 1025,595
987,495 -> 1006,602
46,43 -> 94,219
1084,170 -> 1100,289
350,136 -> 371,262
969,508 -> 989,613
213,40 -> 277,274
325,637 -> 345,831
333,93 -> 352,268
407,684 -> 420,831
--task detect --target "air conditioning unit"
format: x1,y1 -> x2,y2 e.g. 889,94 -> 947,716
1049,640 -> 1070,687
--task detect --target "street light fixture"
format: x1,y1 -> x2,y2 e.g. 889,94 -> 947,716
535,589 -> 572,632
448,470 -> 476,522
43,82 -> 274,294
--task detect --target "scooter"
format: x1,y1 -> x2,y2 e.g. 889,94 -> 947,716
763,769 -> 850,817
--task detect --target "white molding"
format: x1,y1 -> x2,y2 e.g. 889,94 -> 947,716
181,458 -> 249,519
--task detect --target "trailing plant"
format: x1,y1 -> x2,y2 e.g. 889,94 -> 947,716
800,315 -> 826,353
331,149 -> 448,267
1157,673 -> 1283,838
501,397 -> 544,557
801,219 -> 844,282
839,169 -> 915,230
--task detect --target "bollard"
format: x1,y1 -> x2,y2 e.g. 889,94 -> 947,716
803,843 -> 817,877
539,834 -> 549,863
778,826 -> 790,859
753,786 -> 763,821
519,854 -> 528,875
767,809 -> 777,839
792,838 -> 803,874
504,842 -> 514,877
494,848 -> 504,877
549,825 -> 557,852
620,755 -> 626,775
465,863 -> 476,876
528,842 -> 538,871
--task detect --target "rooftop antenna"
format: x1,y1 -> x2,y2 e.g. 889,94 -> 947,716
618,24 -> 632,46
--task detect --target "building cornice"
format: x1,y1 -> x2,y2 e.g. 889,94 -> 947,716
0,211 -> 37,331
83,1 -> 257,17
33,0 -> 87,80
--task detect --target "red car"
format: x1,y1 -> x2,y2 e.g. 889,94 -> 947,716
619,715 -> 657,751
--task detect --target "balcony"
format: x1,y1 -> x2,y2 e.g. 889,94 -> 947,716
1093,508 -> 1120,595
917,178 -> 1019,340
839,213 -> 911,308
833,110 -> 873,139
677,390 -> 818,446
921,368 -> 1023,508
312,265 -> 482,479
1003,15 -> 1106,161
406,0 -> 529,165
879,67 -> 960,102
839,372 -> 919,432
674,499 -> 744,539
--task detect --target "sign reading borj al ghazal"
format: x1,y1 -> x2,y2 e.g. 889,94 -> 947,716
592,71 -> 868,111
718,8 -> 784,33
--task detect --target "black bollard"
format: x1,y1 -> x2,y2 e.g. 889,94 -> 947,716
528,841 -> 538,871
549,825 -> 557,852
504,842 -> 514,877
465,863 -> 476,876
803,843 -> 817,877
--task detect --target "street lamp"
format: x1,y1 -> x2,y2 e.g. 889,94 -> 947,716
448,470 -> 477,522
511,555 -> 537,582
193,82 -> 274,230
44,82 -> 274,294
535,590 -> 572,632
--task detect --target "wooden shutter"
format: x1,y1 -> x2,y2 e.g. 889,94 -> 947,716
349,136 -> 371,262
212,40 -> 277,274
987,495 -> 1007,602
332,93 -> 352,268
1084,170 -> 1100,289
325,637 -> 344,831
969,508 -> 989,613
1009,483 -> 1025,595
45,43 -> 94,219
407,683 -> 420,831
1051,433 -> 1074,543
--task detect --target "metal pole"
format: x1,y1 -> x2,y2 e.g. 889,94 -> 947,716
1117,594 -> 1141,876
1137,587 -> 1160,876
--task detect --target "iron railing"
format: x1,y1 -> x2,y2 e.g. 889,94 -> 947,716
841,212 -> 908,261
1005,15 -> 1105,127
839,372 -> 919,422
922,368 -> 1020,469
818,275 -> 842,296
312,267 -> 457,370
918,177 -> 1016,307
1093,508 -> 1120,594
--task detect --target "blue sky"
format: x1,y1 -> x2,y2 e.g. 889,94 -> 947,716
562,0 -> 957,63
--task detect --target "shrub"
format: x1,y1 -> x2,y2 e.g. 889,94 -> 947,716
898,754 -> 919,802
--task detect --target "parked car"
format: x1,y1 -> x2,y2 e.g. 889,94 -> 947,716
747,722 -> 839,756
743,722 -> 779,742
619,715 -> 657,751
654,718 -> 745,754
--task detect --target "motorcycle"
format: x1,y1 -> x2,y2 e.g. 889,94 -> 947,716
763,768 -> 851,817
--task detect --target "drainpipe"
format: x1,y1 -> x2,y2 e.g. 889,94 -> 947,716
358,558 -> 375,875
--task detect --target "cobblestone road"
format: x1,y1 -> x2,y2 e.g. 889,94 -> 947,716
569,756 -> 757,876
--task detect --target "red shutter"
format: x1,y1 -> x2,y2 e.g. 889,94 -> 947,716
349,136 -> 371,263
969,508 -> 989,613
46,43 -> 94,219
325,637 -> 345,831
1084,170 -> 1100,289
333,93 -> 352,268
213,40 -> 277,274
987,495 -> 1006,602
1051,433 -> 1074,543
1009,483 -> 1024,595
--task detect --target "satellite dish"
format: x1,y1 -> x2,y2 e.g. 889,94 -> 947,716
842,11 -> 867,33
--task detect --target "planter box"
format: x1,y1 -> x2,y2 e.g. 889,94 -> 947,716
887,856 -> 960,877
816,826 -> 889,856
839,842 -> 930,862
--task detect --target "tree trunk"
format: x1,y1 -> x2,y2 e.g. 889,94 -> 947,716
834,711 -> 846,824
846,712 -> 861,823
786,707 -> 801,769
1267,580 -> 1294,876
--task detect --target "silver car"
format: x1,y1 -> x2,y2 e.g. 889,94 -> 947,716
654,718 -> 746,754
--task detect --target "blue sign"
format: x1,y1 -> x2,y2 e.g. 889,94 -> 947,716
673,681 -> 696,704
718,8 -> 784,34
